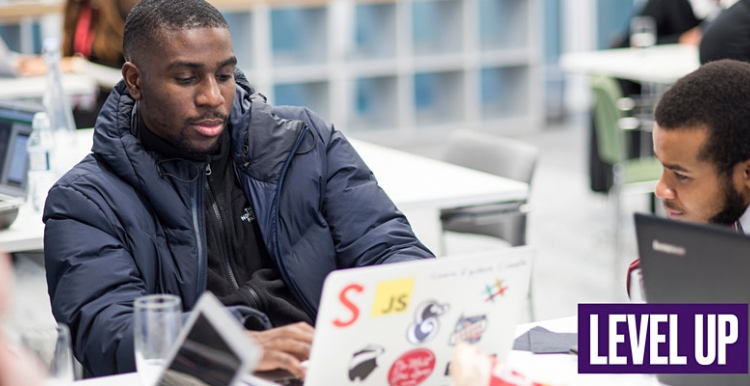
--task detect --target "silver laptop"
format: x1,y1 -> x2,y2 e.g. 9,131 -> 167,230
265,247 -> 533,386
0,101 -> 40,228
634,213 -> 750,386
156,292 -> 263,386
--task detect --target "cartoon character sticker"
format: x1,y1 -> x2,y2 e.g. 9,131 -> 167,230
388,348 -> 436,386
406,300 -> 449,344
448,314 -> 488,345
484,278 -> 509,303
348,345 -> 385,382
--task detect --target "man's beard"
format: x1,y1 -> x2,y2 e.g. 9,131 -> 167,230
171,127 -> 222,161
709,176 -> 748,225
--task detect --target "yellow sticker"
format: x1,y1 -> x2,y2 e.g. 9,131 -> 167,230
371,277 -> 415,317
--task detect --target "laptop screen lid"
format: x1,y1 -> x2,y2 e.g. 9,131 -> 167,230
634,213 -> 750,304
155,292 -> 263,386
304,247 -> 533,386
0,101 -> 40,199
634,213 -> 750,386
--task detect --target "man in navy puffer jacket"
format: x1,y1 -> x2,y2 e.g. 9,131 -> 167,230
42,0 -> 433,379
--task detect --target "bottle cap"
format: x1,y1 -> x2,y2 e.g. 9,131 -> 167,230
32,112 -> 50,130
42,38 -> 61,61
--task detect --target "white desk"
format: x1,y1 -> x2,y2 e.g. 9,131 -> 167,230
560,44 -> 700,84
70,57 -> 122,89
350,139 -> 528,252
73,316 -> 663,386
0,73 -> 97,101
508,317 -> 663,386
0,131 -> 527,254
72,372 -> 277,386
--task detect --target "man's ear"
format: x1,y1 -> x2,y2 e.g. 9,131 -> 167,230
741,158 -> 750,189
122,62 -> 142,100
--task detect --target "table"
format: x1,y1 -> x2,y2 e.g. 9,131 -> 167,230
560,44 -> 700,84
72,372 -> 278,386
0,73 -> 97,101
0,131 -> 528,254
71,57 -> 123,89
351,139 -> 528,252
508,317 -> 663,386
74,316 -> 664,386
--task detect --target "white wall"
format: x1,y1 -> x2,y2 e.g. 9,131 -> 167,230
562,0 -> 597,114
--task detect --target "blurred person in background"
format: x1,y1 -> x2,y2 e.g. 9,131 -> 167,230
16,0 -> 137,128
0,255 -> 44,386
61,0 -> 138,127
61,0 -> 138,69
590,0 -> 721,194
699,0 -> 750,64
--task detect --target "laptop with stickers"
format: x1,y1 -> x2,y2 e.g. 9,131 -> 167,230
293,247 -> 533,386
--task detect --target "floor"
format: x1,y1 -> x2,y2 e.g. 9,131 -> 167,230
3,112 -> 655,337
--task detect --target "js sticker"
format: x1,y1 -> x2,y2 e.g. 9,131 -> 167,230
372,278 -> 415,317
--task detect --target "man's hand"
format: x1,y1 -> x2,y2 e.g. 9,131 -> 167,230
679,26 -> 702,46
247,322 -> 314,379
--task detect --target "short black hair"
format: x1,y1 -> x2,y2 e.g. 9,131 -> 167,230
655,59 -> 750,175
122,0 -> 229,62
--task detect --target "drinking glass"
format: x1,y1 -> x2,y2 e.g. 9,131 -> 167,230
134,294 -> 182,386
630,16 -> 656,49
19,323 -> 75,385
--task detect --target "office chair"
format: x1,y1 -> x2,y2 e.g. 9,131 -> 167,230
591,75 -> 662,294
439,130 -> 538,250
439,130 -> 539,320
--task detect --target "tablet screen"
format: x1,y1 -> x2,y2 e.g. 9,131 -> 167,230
157,313 -> 242,386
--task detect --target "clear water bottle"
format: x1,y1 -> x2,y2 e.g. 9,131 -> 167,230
42,38 -> 78,177
42,38 -> 77,135
27,112 -> 57,213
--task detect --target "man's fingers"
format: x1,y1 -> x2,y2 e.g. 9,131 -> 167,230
256,350 -> 307,379
247,323 -> 315,378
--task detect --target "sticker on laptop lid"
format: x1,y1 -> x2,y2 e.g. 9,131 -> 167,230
332,283 -> 365,328
372,278 -> 415,317
388,348 -> 436,386
406,300 -> 449,344
348,344 -> 385,382
448,314 -> 488,345
484,278 -> 509,303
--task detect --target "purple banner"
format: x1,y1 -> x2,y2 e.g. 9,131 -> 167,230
578,303 -> 748,374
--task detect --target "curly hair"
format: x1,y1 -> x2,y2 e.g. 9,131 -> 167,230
122,0 -> 229,63
655,59 -> 750,175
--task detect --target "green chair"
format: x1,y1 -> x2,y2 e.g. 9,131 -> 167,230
591,75 -> 662,294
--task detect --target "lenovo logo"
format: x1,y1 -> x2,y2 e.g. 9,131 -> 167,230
652,240 -> 686,256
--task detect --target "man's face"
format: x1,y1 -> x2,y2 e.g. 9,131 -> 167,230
125,27 -> 237,157
653,124 -> 750,225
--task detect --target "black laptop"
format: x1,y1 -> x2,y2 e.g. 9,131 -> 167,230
0,101 -> 42,228
634,213 -> 750,386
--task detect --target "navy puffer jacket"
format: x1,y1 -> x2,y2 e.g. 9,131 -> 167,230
43,69 -> 433,377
